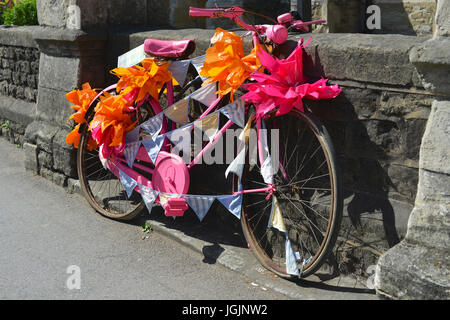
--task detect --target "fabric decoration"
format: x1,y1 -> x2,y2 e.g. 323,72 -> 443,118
190,54 -> 207,81
123,141 -> 141,168
217,194 -> 243,220
168,60 -> 191,87
220,98 -> 245,128
140,112 -> 163,139
142,135 -> 165,164
184,195 -> 216,222
190,82 -> 218,107
138,183 -> 159,214
193,111 -> 220,143
225,145 -> 246,179
119,169 -> 138,198
165,125 -> 192,155
163,97 -> 190,126
267,196 -> 286,233
125,125 -> 140,144
285,234 -> 301,277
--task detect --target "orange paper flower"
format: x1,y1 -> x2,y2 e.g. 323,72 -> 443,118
89,92 -> 137,147
65,83 -> 98,149
200,28 -> 263,100
110,57 -> 173,103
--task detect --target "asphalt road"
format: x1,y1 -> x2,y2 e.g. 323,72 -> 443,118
0,138 -> 289,300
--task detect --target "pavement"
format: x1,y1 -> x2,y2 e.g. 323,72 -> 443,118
1,137 -> 377,300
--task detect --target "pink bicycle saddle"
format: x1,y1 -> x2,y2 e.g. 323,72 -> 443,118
144,38 -> 196,59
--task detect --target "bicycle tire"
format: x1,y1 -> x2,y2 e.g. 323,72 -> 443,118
77,65 -> 202,220
239,109 -> 342,279
77,87 -> 148,220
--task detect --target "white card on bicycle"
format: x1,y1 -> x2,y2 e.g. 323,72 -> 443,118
117,44 -> 147,68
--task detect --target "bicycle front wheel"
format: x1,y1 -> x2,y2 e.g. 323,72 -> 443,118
240,110 -> 342,279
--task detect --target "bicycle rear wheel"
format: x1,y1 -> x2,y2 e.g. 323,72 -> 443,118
240,110 -> 342,278
77,88 -> 153,220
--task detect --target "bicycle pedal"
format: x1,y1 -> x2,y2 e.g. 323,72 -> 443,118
163,198 -> 188,217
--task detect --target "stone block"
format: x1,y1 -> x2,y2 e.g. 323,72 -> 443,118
419,100 -> 450,174
375,241 -> 450,300
23,142 -> 39,174
38,54 -> 81,92
35,86 -> 73,124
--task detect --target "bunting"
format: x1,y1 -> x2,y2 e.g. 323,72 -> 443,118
184,195 -> 216,222
138,183 -> 159,214
225,145 -> 246,179
123,141 -> 141,168
140,112 -> 163,139
220,99 -> 245,128
190,82 -> 218,107
164,98 -> 190,126
165,125 -> 192,156
118,169 -> 138,198
168,60 -> 191,88
193,111 -> 220,143
217,194 -> 243,220
142,135 -> 165,164
190,54 -> 207,80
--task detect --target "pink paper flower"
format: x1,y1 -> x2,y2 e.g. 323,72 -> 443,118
241,38 -> 341,119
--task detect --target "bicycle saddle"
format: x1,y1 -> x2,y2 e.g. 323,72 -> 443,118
144,38 -> 196,59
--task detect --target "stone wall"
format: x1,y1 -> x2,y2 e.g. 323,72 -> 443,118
310,0 -> 436,36
0,26 -> 40,147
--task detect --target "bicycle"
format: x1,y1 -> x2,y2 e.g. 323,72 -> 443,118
67,6 -> 343,279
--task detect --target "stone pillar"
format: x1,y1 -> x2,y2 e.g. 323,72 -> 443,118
24,0 -> 109,185
374,0 -> 450,299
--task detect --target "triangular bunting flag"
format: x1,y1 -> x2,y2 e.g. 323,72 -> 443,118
193,111 -> 219,143
165,125 -> 192,156
168,60 -> 191,87
164,98 -> 189,125
140,113 -> 163,139
142,135 -> 165,164
190,82 -> 218,107
268,196 -> 286,233
220,99 -> 245,128
138,183 -> 159,214
285,234 -> 301,277
261,154 -> 274,184
123,141 -> 141,168
190,54 -> 207,80
225,145 -> 246,179
217,194 -> 243,219
119,169 -> 138,198
125,126 -> 140,143
184,195 -> 216,222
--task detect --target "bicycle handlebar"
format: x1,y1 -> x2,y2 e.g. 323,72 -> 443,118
189,6 -> 327,45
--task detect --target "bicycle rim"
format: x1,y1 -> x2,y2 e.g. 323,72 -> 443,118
240,110 -> 342,279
